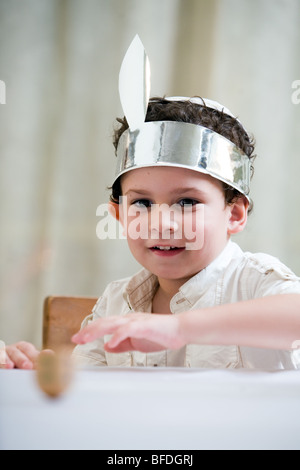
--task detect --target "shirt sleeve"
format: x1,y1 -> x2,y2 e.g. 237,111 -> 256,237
246,255 -> 300,298
72,296 -> 108,367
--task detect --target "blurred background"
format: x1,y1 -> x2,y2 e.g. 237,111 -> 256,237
0,0 -> 300,347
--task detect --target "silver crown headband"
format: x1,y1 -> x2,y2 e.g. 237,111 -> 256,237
114,35 -> 251,199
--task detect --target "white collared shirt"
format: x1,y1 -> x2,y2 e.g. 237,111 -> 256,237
73,241 -> 300,370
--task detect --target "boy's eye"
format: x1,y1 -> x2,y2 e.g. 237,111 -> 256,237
130,198 -> 201,209
132,199 -> 152,208
177,198 -> 200,207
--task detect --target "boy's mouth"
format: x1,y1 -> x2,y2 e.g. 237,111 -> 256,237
149,245 -> 185,256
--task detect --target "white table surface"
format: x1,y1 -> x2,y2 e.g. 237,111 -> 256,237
1,367 -> 300,450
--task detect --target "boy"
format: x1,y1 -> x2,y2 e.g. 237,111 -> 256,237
5,37 -> 300,370
71,95 -> 300,370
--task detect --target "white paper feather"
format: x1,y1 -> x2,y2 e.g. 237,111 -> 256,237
119,35 -> 151,131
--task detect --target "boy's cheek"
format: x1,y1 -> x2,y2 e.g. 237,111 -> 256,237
126,214 -> 149,241
182,206 -> 205,250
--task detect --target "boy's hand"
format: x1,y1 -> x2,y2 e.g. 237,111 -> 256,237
72,313 -> 186,353
4,342 -> 41,370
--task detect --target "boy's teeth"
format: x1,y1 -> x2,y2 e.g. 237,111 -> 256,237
155,246 -> 174,250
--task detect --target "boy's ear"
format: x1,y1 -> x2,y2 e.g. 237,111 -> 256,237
227,197 -> 249,235
108,202 -> 120,222
108,201 -> 127,239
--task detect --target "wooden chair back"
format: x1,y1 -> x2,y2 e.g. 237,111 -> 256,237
43,296 -> 98,350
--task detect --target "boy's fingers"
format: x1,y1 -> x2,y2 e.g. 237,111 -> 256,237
5,358 -> 15,369
18,341 -> 40,356
6,347 -> 33,369
18,342 -> 40,367
72,317 -> 130,344
104,339 -> 133,354
6,342 -> 40,370
106,322 -> 144,349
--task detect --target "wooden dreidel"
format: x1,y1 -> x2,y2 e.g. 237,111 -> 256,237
36,346 -> 74,399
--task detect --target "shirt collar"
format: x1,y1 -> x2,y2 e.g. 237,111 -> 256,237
124,269 -> 159,311
124,241 -> 243,311
178,240 -> 243,304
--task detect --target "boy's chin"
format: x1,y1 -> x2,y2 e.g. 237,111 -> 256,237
150,267 -> 201,282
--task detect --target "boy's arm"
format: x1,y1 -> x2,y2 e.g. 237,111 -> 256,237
72,294 -> 300,353
181,294 -> 300,350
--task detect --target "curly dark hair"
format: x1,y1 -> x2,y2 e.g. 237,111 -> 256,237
111,97 -> 256,211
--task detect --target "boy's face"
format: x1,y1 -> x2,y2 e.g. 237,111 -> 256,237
119,166 -> 247,285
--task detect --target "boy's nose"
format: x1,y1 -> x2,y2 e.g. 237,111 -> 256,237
149,204 -> 180,238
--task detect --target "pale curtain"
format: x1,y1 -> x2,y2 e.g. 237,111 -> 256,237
0,0 -> 299,346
